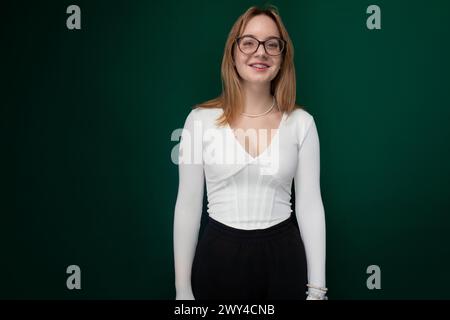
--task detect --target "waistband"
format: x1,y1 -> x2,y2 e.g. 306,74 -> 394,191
207,215 -> 295,240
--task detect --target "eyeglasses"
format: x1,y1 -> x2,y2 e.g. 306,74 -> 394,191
235,35 -> 286,56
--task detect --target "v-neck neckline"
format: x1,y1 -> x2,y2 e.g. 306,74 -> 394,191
225,111 -> 286,162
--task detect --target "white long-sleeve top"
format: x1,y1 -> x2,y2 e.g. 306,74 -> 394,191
173,106 -> 326,299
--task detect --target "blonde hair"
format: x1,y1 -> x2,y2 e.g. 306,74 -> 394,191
193,4 -> 305,127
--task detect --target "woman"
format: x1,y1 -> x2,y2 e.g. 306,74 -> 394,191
173,5 -> 327,300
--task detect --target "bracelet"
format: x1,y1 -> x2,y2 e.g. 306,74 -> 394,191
305,290 -> 328,300
306,283 -> 328,293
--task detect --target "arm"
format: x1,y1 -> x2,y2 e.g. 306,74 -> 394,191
173,109 -> 204,300
294,116 -> 327,300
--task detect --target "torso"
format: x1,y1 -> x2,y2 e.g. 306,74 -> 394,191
182,106 -> 314,229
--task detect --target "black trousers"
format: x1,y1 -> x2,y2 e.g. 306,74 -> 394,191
191,214 -> 307,300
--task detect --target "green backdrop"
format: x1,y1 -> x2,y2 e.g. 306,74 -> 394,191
2,0 -> 450,299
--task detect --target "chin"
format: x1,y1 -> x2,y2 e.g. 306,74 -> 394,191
245,73 -> 273,79
248,76 -> 274,83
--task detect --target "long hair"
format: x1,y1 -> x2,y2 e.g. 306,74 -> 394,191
194,4 -> 305,127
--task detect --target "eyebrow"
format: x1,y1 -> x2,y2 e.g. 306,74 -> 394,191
241,34 -> 280,40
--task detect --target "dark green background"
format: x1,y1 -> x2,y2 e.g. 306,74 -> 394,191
2,0 -> 449,299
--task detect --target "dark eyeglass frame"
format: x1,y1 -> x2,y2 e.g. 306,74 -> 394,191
235,35 -> 286,56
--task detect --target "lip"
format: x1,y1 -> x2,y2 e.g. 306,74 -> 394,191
248,62 -> 271,72
249,64 -> 270,71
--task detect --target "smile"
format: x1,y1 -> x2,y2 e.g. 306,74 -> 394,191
249,64 -> 270,71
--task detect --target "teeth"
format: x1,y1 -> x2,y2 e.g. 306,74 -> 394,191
251,64 -> 268,68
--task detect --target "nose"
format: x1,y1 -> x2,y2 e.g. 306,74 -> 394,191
255,42 -> 268,56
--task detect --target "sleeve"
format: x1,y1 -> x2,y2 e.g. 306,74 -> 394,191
294,116 -> 327,298
173,109 -> 205,300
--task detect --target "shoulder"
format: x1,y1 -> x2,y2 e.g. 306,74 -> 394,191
285,107 -> 316,144
286,107 -> 314,123
184,106 -> 224,129
185,106 -> 222,121
285,107 -> 315,131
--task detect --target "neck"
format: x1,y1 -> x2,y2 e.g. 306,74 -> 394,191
241,82 -> 274,114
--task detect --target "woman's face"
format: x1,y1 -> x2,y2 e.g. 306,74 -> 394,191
233,15 -> 283,85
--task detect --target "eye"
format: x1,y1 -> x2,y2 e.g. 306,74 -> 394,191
243,40 -> 256,46
266,40 -> 279,48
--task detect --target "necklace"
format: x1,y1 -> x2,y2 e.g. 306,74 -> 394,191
241,96 -> 276,117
